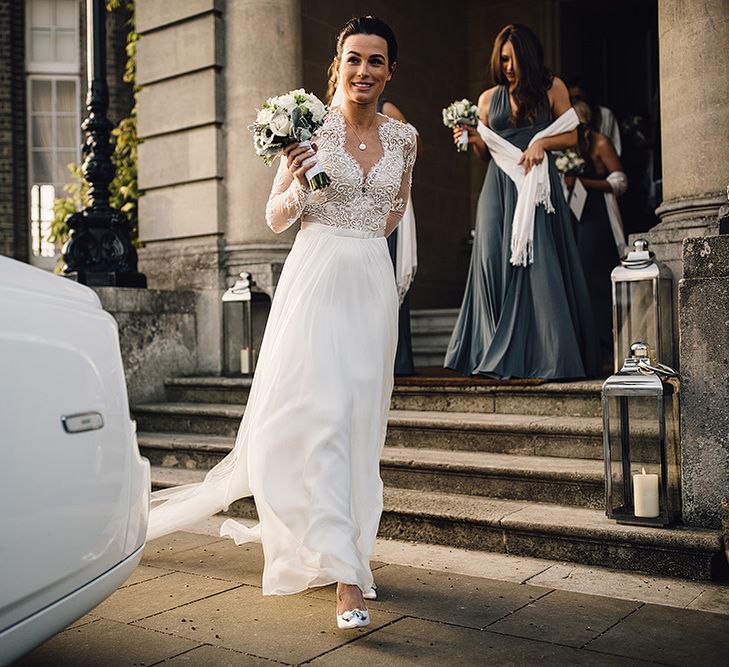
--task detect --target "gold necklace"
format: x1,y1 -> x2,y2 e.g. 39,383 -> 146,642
343,114 -> 376,151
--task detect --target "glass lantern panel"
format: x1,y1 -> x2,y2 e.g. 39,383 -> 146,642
605,394 -> 663,520
614,279 -> 658,369
663,390 -> 681,519
658,278 -> 674,367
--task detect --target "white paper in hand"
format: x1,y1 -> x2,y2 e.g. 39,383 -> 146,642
569,178 -> 588,221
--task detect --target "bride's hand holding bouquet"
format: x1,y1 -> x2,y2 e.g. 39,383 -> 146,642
249,89 -> 332,190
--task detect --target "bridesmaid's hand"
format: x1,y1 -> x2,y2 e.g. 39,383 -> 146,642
452,124 -> 484,150
284,142 -> 318,188
518,140 -> 545,175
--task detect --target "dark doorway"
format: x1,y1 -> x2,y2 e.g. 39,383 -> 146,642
560,0 -> 660,236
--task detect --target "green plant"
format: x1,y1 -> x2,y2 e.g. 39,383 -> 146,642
50,0 -> 140,260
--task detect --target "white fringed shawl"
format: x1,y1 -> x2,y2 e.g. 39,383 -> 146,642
477,107 -> 580,266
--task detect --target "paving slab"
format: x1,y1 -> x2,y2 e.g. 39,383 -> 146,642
488,589 -> 641,648
156,644 -> 275,666
526,563 -> 707,609
15,618 -> 201,667
143,530 -> 226,563
306,564 -> 551,629
133,583 -> 403,665
372,537 -> 553,583
685,584 -> 729,614
586,603 -> 729,666
309,616 -> 651,666
91,571 -> 241,623
120,564 -> 175,588
142,539 -> 266,587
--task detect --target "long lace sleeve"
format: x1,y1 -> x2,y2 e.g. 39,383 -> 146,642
384,126 -> 417,238
265,156 -> 310,233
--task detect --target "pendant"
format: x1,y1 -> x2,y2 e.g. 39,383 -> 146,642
358,143 -> 366,151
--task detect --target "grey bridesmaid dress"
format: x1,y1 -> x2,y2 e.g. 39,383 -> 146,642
573,163 -> 620,366
444,86 -> 599,379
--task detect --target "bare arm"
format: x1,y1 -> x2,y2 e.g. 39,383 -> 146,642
453,88 -> 494,162
580,133 -> 625,193
519,77 -> 577,173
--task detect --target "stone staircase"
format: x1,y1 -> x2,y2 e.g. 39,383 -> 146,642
411,308 -> 458,367
134,375 -> 727,582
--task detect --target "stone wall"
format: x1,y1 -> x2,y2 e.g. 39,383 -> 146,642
94,287 -> 198,404
135,0 -> 226,373
677,234 -> 729,529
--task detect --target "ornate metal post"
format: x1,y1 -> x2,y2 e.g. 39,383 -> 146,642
62,0 -> 146,287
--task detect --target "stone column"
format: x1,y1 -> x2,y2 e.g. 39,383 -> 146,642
678,232 -> 729,529
135,0 -> 302,373
223,0 -> 302,296
645,0 -> 729,279
136,0 -> 226,373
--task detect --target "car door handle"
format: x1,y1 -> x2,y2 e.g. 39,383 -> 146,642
62,412 -> 104,433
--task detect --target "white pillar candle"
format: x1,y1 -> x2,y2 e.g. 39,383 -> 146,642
240,348 -> 251,374
633,467 -> 660,518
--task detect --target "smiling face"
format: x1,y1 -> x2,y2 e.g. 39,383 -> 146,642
337,34 -> 393,105
500,40 -> 517,84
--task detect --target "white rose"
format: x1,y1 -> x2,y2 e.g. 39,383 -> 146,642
309,99 -> 326,123
276,94 -> 296,113
257,107 -> 275,125
269,111 -> 292,137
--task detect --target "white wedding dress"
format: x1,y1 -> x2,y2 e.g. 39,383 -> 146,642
147,109 -> 417,596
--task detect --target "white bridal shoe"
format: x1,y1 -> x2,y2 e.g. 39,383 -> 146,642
363,583 -> 377,600
336,608 -> 370,630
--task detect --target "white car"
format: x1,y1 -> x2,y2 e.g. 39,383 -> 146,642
0,256 -> 150,665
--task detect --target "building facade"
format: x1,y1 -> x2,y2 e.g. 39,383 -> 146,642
1,0 -> 727,529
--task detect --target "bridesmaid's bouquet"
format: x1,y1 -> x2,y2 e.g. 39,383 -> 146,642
553,149 -> 586,175
249,89 -> 332,190
442,98 -> 479,152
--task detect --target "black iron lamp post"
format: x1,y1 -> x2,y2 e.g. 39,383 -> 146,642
62,0 -> 146,287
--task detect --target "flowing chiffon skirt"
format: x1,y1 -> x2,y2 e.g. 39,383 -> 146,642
147,222 -> 398,595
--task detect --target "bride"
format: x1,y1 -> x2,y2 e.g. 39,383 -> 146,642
146,16 -> 416,630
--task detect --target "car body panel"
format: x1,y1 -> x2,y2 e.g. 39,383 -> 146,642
0,256 -> 150,661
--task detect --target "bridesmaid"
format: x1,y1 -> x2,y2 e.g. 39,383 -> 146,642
568,99 -> 627,369
444,23 -> 599,379
380,98 -> 421,376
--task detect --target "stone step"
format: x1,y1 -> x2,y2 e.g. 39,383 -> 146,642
165,376 -> 253,405
410,308 -> 459,333
391,378 -> 603,417
386,410 -> 657,460
134,404 -> 656,460
162,375 -> 604,417
138,433 -> 605,508
149,466 -> 726,582
413,353 -> 450,368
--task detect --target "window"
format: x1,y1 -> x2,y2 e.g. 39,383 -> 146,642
25,0 -> 81,267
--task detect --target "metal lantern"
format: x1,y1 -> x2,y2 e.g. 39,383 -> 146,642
222,272 -> 257,375
611,239 -> 673,372
602,342 -> 681,527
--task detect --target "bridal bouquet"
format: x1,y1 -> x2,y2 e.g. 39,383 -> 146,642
249,89 -> 331,190
442,98 -> 479,152
553,149 -> 586,175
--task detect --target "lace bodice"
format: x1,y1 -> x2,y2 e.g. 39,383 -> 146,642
265,110 -> 417,237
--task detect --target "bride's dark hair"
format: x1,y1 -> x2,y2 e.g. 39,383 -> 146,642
490,23 -> 553,126
325,16 -> 398,104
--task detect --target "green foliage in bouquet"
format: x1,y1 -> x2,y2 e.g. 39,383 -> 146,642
50,0 -> 141,263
